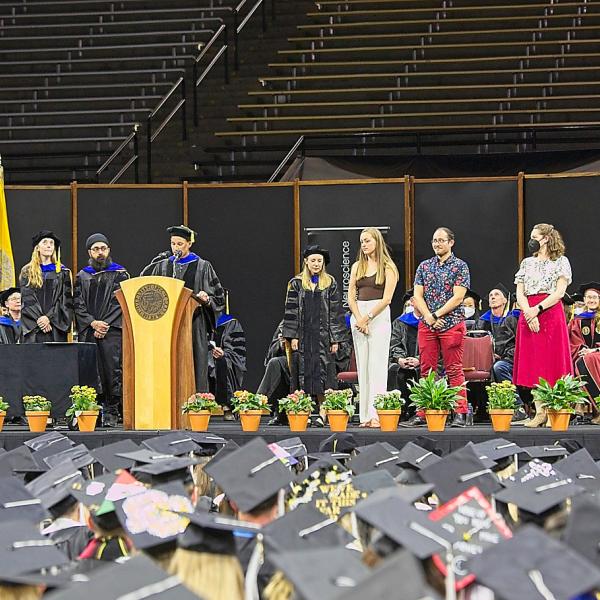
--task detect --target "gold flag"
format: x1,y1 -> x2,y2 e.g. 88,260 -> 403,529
0,165 -> 16,289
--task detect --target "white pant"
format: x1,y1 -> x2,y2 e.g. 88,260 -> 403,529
351,300 -> 391,422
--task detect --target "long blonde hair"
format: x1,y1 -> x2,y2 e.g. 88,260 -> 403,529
0,584 -> 41,600
355,227 -> 399,285
21,246 -> 59,288
533,223 -> 565,261
169,549 -> 244,600
299,261 -> 332,291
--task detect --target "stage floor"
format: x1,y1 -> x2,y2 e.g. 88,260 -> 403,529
2,420 -> 600,458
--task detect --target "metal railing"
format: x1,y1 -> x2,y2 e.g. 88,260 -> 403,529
233,0 -> 268,70
146,76 -> 187,183
96,125 -> 140,183
268,135 -> 304,182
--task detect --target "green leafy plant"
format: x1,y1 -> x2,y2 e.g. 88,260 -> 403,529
22,395 -> 52,412
65,385 -> 100,417
486,381 -> 518,410
278,390 -> 315,414
231,390 -> 270,413
408,372 -> 462,412
182,392 -> 219,413
532,375 -> 589,412
322,388 -> 355,416
0,397 -> 8,412
374,390 -> 405,411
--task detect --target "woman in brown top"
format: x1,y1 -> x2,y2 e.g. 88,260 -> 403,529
348,227 -> 399,427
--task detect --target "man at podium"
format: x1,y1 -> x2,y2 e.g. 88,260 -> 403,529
144,225 -> 225,392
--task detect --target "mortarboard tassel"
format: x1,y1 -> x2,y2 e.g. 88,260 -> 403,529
55,247 -> 61,273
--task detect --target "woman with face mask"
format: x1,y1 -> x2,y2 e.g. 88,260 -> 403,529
513,223 -> 574,427
282,245 -> 347,426
568,282 -> 600,425
462,289 -> 481,330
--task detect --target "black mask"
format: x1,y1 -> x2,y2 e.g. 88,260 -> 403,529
528,239 -> 541,255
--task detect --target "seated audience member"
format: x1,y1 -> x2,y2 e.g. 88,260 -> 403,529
569,281 -> 600,425
388,289 -> 420,405
476,284 -> 527,422
462,289 -> 482,330
0,287 -> 21,344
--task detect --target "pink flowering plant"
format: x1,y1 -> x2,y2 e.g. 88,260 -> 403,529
182,392 -> 219,413
278,390 -> 314,414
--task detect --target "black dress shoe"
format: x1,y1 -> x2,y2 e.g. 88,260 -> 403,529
310,415 -> 325,428
571,414 -> 592,426
399,415 -> 426,427
267,416 -> 284,426
450,413 -> 467,428
511,407 -> 528,423
102,413 -> 119,428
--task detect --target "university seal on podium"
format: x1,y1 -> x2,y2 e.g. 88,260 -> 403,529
134,283 -> 169,321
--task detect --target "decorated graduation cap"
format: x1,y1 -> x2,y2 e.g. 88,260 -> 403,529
494,458 -> 585,515
554,448 -> 600,493
419,445 -> 503,503
203,437 -> 293,513
0,286 -> 19,306
269,547 -> 370,600
263,503 -> 355,553
470,524 -> 600,600
48,554 -> 198,600
318,432 -> 358,454
302,244 -> 330,265
167,225 -> 196,243
90,439 -> 140,473
0,476 -> 49,523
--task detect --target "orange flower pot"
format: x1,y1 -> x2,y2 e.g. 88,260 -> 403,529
326,410 -> 349,432
424,410 -> 450,432
489,409 -> 514,432
239,410 -> 263,432
377,410 -> 401,432
188,411 -> 211,432
77,411 -> 99,432
26,411 -> 50,433
0,411 -> 5,431
547,409 -> 572,432
287,412 -> 310,432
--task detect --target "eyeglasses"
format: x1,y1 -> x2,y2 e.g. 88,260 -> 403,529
584,294 -> 600,300
431,238 -> 450,244
90,245 -> 108,253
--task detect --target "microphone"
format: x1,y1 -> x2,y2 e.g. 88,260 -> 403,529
154,250 -> 173,261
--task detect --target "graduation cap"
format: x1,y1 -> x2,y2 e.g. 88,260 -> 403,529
0,445 -> 47,479
90,439 -> 140,473
142,432 -> 203,457
115,448 -> 173,465
203,437 -> 293,514
185,432 -> 227,451
470,524 -> 600,600
494,459 -> 585,515
563,495 -> 600,567
302,244 -> 330,266
0,519 -> 70,579
207,439 -> 240,468
179,510 -> 260,555
489,282 -> 510,300
0,287 -> 19,306
44,444 -> 95,471
263,504 -> 355,553
578,281 -> 600,297
47,554 -> 199,600
554,448 -> 600,493
347,443 -> 404,478
0,476 -> 50,523
24,431 -> 73,452
131,455 -> 201,486
114,482 -> 194,551
469,439 -> 525,465
167,225 -> 195,242
419,445 -> 503,503
356,483 -> 435,510
31,229 -> 61,249
401,288 -> 414,306
341,549 -> 440,600
351,469 -> 397,495
354,495 -> 455,559
522,444 -> 570,461
25,459 -> 83,516
307,452 -> 351,464
318,432 -> 358,454
464,288 -> 482,308
31,437 -> 74,465
395,441 -> 442,471
269,547 -> 370,600
277,437 -> 308,460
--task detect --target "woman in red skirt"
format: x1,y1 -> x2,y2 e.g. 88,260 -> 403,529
513,223 -> 574,427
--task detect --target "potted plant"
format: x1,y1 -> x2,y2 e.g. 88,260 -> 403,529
65,385 -> 101,432
22,395 -> 52,432
322,388 -> 355,432
278,390 -> 314,432
0,397 -> 8,431
231,390 -> 270,431
408,372 -> 462,432
486,381 -> 518,432
182,392 -> 219,431
374,390 -> 405,431
532,375 -> 589,432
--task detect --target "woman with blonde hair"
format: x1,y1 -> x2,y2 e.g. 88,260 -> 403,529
20,230 -> 72,343
282,245 -> 346,425
348,227 -> 399,427
514,223 -> 573,427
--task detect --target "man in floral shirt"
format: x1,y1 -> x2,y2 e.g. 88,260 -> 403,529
411,227 -> 470,427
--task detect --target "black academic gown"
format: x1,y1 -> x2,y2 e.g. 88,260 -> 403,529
476,310 -> 519,363
145,253 -> 224,391
388,312 -> 419,398
74,262 -> 130,408
282,277 -> 346,395
0,315 -> 20,344
209,316 -> 247,407
20,265 -> 73,342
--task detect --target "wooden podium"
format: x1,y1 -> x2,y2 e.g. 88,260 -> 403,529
116,276 -> 196,430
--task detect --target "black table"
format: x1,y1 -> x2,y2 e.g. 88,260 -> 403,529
0,343 -> 99,419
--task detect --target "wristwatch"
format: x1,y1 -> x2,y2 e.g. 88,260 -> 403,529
367,312 -> 374,321
432,312 -> 439,321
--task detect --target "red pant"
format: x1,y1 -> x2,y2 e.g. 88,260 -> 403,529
417,321 -> 467,414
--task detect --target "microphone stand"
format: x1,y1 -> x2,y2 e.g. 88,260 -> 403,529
140,252 -> 172,276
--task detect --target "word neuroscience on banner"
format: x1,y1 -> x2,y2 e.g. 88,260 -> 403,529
306,227 -> 391,308
0,164 -> 16,289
